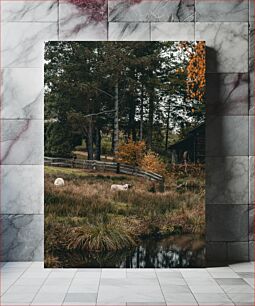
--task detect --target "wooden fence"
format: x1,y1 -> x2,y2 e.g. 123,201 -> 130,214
45,157 -> 164,182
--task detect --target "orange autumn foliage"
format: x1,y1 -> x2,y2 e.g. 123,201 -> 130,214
187,42 -> 206,103
140,151 -> 166,175
116,140 -> 146,166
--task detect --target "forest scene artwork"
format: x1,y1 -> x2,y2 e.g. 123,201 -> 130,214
44,41 -> 206,268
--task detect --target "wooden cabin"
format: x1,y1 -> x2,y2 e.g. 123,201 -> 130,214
169,123 -> 205,164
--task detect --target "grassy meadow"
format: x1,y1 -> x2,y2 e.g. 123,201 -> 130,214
44,165 -> 205,267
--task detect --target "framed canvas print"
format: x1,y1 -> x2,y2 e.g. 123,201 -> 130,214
44,41 -> 206,268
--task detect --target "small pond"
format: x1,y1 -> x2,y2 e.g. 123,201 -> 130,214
58,234 -> 205,268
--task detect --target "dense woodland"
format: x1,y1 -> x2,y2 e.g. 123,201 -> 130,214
44,41 -> 205,160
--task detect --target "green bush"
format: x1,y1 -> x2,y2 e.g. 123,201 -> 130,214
45,121 -> 74,158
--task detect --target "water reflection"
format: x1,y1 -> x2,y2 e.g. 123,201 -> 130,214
58,235 -> 205,268
122,235 -> 205,268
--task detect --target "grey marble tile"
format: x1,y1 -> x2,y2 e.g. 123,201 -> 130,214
64,293 -> 97,303
250,0 -> 255,22
206,73 -> 249,116
196,22 -> 248,73
0,119 -> 43,165
1,68 -> 43,119
249,116 -> 254,155
249,156 -> 254,205
206,242 -> 227,264
59,1 -> 107,40
227,292 -> 254,305
0,214 -> 43,261
108,0 -> 195,22
1,165 -> 43,214
206,156 -> 249,204
151,22 -> 195,41
249,25 -> 254,114
206,116 -> 248,156
2,0 -> 58,22
249,241 -> 254,261
249,204 -> 254,240
109,22 -> 150,41
196,0 -> 248,22
227,242 -> 249,262
206,205 -> 249,241
192,293 -> 233,305
249,70 -> 254,115
2,22 -> 58,68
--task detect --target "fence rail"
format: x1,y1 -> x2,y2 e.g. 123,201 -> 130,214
44,157 -> 163,182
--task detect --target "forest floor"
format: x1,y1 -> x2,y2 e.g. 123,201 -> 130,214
44,165 -> 205,267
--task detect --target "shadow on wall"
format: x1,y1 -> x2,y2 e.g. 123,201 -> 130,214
205,46 -> 223,267
205,46 -> 249,266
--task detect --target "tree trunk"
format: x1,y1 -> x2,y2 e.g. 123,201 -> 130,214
94,128 -> 101,160
128,98 -> 136,141
148,92 -> 154,148
139,87 -> 144,141
113,81 -> 119,154
165,102 -> 171,152
87,117 -> 94,160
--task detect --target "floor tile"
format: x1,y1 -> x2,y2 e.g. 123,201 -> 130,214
163,293 -> 198,305
243,277 -> 255,288
158,277 -> 187,286
237,272 -> 254,278
189,284 -> 224,294
68,278 -> 99,293
180,269 -> 212,278
161,284 -> 192,294
227,292 -> 255,305
230,262 -> 254,272
220,284 -> 253,293
31,291 -> 66,305
193,292 -> 234,305
101,268 -> 126,279
127,303 -> 166,306
64,292 -> 97,303
207,267 -> 240,278
215,278 -> 248,285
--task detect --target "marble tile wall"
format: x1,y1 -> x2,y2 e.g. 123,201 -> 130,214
0,0 -> 254,263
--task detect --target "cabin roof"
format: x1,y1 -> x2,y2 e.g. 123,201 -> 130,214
169,122 -> 205,150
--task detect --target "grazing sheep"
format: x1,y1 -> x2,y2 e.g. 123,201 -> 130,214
54,178 -> 65,187
110,184 -> 131,191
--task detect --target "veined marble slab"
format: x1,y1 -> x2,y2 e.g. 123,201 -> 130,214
2,22 -> 58,68
249,203 -> 254,240
249,156 -> 254,206
196,22 -> 248,73
250,0 -> 254,22
249,25 -> 254,114
196,0 -> 248,22
1,0 -> 58,22
109,22 -> 150,40
0,214 -> 43,261
249,115 -> 254,156
0,119 -> 43,165
151,22 -> 195,41
1,165 -> 43,214
108,0 -> 195,22
206,204 -> 249,241
206,156 -> 249,205
206,115 -> 249,156
1,68 -> 43,119
206,73 -> 249,116
59,1 -> 107,40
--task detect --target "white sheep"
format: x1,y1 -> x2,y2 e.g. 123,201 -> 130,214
54,178 -> 65,187
110,184 -> 131,191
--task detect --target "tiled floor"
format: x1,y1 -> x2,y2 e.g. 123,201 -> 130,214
0,262 -> 254,305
